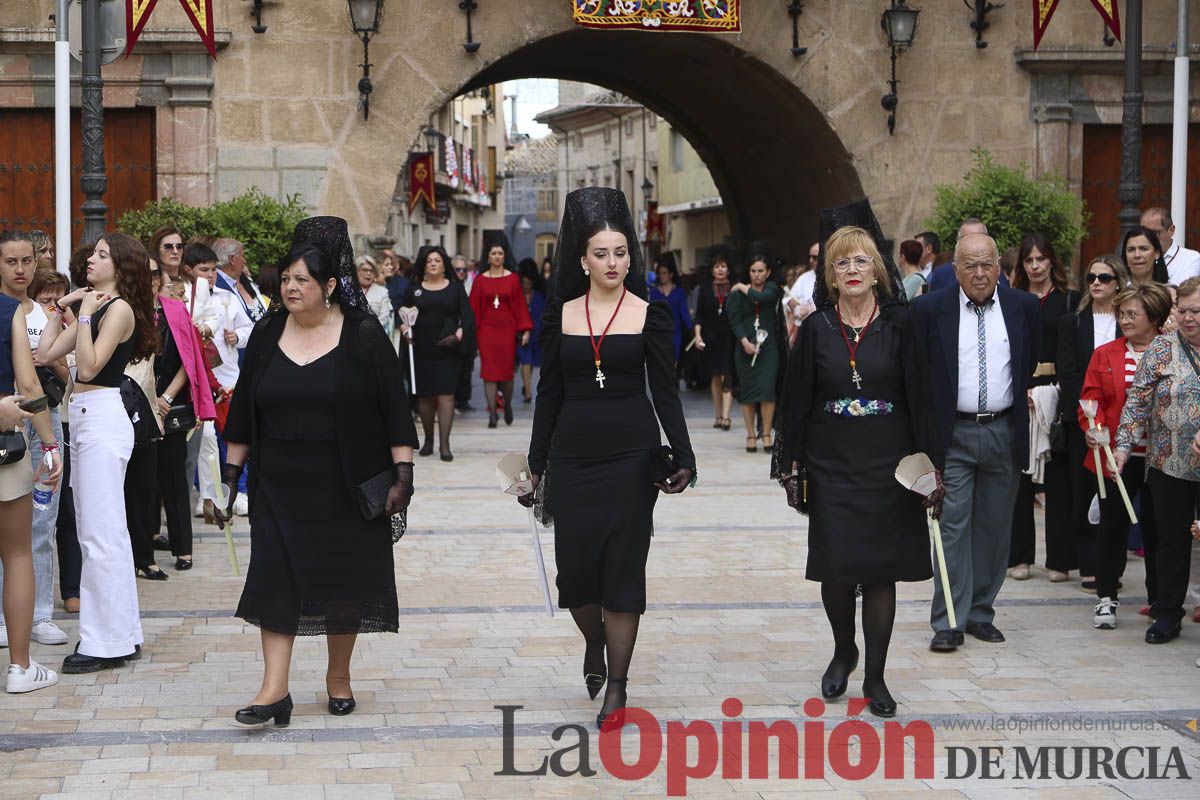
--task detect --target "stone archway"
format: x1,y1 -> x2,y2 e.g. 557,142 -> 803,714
456,29 -> 863,258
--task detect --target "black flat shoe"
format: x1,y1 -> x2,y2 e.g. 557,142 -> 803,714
596,678 -> 628,731
929,629 -> 963,652
152,535 -> 171,552
965,621 -> 1005,643
1145,620 -> 1182,644
820,646 -> 859,699
419,440 -> 434,457
236,694 -> 293,726
136,566 -> 169,581
864,684 -> 897,718
504,404 -> 514,425
440,450 -> 454,462
174,558 -> 192,571
328,696 -> 356,716
488,411 -> 498,428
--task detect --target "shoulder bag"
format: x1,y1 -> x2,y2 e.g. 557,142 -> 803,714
0,428 -> 27,465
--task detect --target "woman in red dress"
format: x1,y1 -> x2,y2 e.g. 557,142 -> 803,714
470,231 -> 533,427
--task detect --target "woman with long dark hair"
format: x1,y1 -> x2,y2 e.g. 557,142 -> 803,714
218,217 -> 417,725
39,232 -> 159,673
519,188 -> 695,731
1123,226 -> 1169,286
649,253 -> 693,367
693,246 -> 735,430
401,245 -> 474,461
774,219 -> 934,718
1009,233 -> 1078,583
148,226 -> 184,282
469,231 -> 532,428
728,254 -> 783,452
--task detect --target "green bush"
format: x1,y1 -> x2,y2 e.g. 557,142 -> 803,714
118,190 -> 306,275
925,149 -> 1089,267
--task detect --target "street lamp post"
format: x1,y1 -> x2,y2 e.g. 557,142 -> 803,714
1117,0 -> 1144,240
80,0 -> 108,245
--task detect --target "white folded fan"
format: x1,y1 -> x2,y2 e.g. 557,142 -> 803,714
397,306 -> 419,393
497,453 -> 554,617
895,453 -> 956,630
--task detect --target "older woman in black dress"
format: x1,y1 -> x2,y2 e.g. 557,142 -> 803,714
693,246 -> 735,430
519,187 -> 695,731
401,245 -> 474,461
219,217 -> 417,726
775,219 -> 934,718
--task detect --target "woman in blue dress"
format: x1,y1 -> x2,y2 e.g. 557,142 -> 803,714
517,259 -> 546,403
649,253 -> 693,367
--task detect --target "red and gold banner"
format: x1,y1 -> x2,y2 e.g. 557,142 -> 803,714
127,0 -> 216,58
408,153 -> 436,214
1033,0 -> 1120,50
572,1 -> 740,33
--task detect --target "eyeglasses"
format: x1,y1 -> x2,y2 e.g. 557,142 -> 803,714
808,254 -> 819,262
1118,310 -> 1145,321
832,255 -> 873,272
1085,273 -> 1117,284
161,243 -> 183,252
453,267 -> 467,274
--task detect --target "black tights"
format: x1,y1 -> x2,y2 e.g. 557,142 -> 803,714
417,395 -> 456,453
570,604 -> 639,721
484,380 -> 514,413
821,582 -> 896,704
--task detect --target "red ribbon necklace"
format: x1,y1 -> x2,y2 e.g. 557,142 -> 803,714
714,282 -> 729,314
585,287 -> 627,389
834,300 -> 878,391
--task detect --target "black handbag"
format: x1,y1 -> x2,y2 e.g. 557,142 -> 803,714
36,367 -> 66,408
1048,413 -> 1068,453
354,468 -> 409,544
119,376 -> 162,449
649,445 -> 676,483
0,429 -> 26,466
162,403 -> 197,434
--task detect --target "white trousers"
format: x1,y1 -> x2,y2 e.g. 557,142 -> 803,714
69,389 -> 143,658
197,422 -> 220,502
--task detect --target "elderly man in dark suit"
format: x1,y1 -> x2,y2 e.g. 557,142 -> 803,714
910,233 -> 1040,652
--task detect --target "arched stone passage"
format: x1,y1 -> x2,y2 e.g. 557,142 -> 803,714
458,29 -> 862,260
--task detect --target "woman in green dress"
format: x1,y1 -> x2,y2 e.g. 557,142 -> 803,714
728,256 -> 783,452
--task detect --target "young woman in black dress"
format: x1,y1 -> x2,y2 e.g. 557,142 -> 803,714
401,245 -> 474,461
519,187 -> 696,731
775,223 -> 935,718
693,247 -> 735,430
219,217 -> 417,725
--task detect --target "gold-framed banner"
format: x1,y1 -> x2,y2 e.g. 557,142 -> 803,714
1032,0 -> 1120,50
572,1 -> 740,33
127,0 -> 217,58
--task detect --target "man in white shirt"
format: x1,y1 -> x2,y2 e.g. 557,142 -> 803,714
915,230 -> 941,281
1141,207 -> 1200,286
785,242 -> 819,322
909,233 -> 1041,653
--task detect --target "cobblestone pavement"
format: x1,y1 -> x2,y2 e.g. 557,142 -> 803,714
2,389 -> 1199,799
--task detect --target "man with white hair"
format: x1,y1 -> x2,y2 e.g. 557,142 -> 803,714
1141,207 -> 1200,286
213,238 -> 267,324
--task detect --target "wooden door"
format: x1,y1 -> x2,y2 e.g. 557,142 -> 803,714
1082,124 -> 1200,267
0,108 -> 156,245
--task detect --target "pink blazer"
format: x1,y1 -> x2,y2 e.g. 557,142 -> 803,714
160,296 -> 217,421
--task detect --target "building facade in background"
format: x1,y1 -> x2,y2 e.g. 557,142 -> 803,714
503,133 -> 559,265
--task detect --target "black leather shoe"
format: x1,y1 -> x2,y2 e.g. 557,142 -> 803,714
136,566 -> 169,581
62,644 -> 140,674
965,622 -> 1005,643
419,440 -> 434,457
863,682 -> 897,718
929,629 -> 964,652
504,404 -> 514,426
174,558 -> 192,571
328,696 -> 356,716
235,694 -> 293,726
1145,620 -> 1182,644
488,411 -> 498,428
820,647 -> 859,699
152,535 -> 171,552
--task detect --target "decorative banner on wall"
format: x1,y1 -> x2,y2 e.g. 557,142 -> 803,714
127,0 -> 217,58
1032,0 -> 1119,50
408,153 -> 436,213
572,1 -> 740,33
444,138 -> 460,189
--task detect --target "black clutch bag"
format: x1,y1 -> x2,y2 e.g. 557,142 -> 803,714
36,367 -> 65,408
650,445 -> 676,483
163,403 -> 197,434
355,468 -> 393,521
0,429 -> 27,466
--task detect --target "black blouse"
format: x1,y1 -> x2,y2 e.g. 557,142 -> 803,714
224,312 -> 419,503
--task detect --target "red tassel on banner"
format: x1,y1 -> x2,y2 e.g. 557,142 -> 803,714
1032,0 -> 1061,50
126,0 -> 216,59
125,0 -> 161,56
1089,0 -> 1121,42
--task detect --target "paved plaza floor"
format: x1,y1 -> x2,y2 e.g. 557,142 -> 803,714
2,388 -> 1199,799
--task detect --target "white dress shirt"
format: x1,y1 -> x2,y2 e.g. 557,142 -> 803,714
956,288 -> 1013,414
1164,242 -> 1200,286
183,277 -> 219,337
788,270 -> 816,307
210,286 -> 254,389
1092,311 -> 1117,349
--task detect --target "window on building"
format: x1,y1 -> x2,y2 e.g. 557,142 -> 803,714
670,130 -> 684,173
536,234 -> 557,265
625,118 -> 634,138
603,173 -> 612,187
536,188 -> 558,221
603,125 -> 612,144
648,114 -> 657,130
575,131 -> 584,149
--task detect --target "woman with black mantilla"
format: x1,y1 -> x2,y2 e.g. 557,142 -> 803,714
773,204 -> 936,718
218,217 -> 417,726
519,187 -> 696,731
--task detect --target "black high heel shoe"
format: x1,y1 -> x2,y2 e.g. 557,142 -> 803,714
596,678 -> 628,731
504,403 -> 514,426
583,638 -> 606,700
820,646 -> 859,699
136,566 -> 169,581
488,410 -> 498,428
328,696 -> 356,716
174,558 -> 192,571
419,440 -> 434,457
234,693 -> 293,726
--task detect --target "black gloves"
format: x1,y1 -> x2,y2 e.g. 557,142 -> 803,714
214,462 -> 242,526
435,334 -> 459,348
783,474 -> 803,512
387,461 -> 414,515
923,468 -> 946,520
655,467 -> 693,495
517,474 -> 540,508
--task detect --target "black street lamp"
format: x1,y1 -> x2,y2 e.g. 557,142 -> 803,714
880,1 -> 920,136
641,177 -> 654,207
348,0 -> 385,120
80,0 -> 107,244
459,1 -> 481,54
